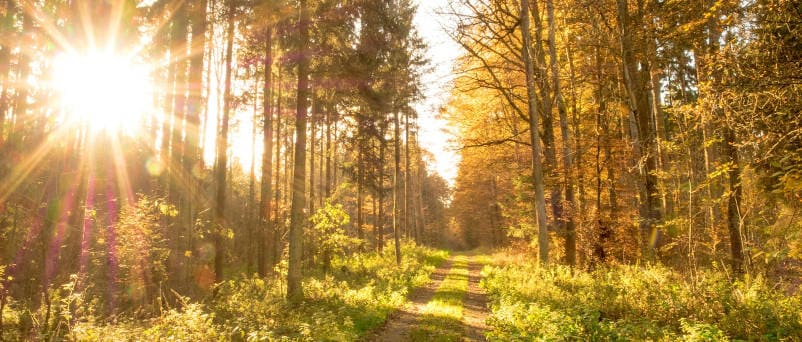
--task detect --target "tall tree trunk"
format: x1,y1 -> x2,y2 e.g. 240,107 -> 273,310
325,109 -> 332,199
378,134 -> 386,253
187,0 -> 207,171
318,112 -> 325,208
724,128 -> 744,274
592,46 -> 605,264
567,31 -> 585,264
530,0 -> 563,232
259,27 -> 274,277
404,111 -> 412,242
214,0 -> 236,283
357,134 -> 365,241
0,0 -> 12,145
172,3 -> 189,185
185,0 -> 207,287
11,11 -> 31,149
616,0 -> 661,260
372,196 -> 378,250
287,0 -> 310,302
393,108 -> 402,266
417,151 -> 426,244
273,67 -> 283,269
248,74 -> 259,275
520,0 -> 550,264
546,0 -> 576,266
309,89 -> 316,215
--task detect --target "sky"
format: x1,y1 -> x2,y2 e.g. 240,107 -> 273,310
413,0 -> 462,186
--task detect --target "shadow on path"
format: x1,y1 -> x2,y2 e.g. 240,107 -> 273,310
364,258 -> 454,342
463,258 -> 489,341
364,255 -> 491,342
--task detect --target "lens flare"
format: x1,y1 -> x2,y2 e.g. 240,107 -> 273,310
52,52 -> 152,132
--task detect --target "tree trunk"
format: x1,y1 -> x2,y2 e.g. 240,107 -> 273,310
724,128 -> 744,274
520,0 -> 550,264
530,0 -> 563,234
357,133 -> 365,241
287,0 -> 310,302
171,3 -> 188,184
185,0 -> 207,286
309,89 -> 316,215
417,153 -> 426,245
372,196 -> 378,250
273,67 -> 283,269
248,73 -> 259,274
616,0 -> 661,260
546,0 -> 576,266
404,111 -> 412,242
378,134 -> 386,253
214,0 -> 236,283
0,1 -> 12,145
393,109 -> 402,266
11,12 -> 31,149
325,109 -> 332,199
259,27 -> 274,277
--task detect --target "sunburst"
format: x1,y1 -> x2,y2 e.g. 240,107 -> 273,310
52,51 -> 153,133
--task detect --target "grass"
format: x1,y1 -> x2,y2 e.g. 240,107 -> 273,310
3,242 -> 449,341
408,255 -> 470,342
481,255 -> 802,341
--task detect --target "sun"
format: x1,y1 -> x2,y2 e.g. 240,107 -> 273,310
52,52 -> 153,133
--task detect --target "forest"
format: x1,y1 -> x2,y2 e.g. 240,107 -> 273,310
0,0 -> 800,341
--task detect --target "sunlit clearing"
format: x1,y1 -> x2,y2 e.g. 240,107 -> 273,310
53,52 -> 152,133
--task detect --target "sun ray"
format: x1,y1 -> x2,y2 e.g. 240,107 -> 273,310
17,1 -> 78,56
0,123 -> 75,204
109,134 -> 136,206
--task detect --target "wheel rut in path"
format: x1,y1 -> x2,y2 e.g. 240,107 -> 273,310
463,258 -> 489,341
366,255 -> 490,342
365,258 -> 454,342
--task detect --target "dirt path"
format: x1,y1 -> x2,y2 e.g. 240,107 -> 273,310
463,258 -> 489,341
365,258 -> 455,342
366,255 -> 490,342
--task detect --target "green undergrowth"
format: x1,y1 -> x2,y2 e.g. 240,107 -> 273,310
408,255 -> 469,342
63,243 -> 448,341
481,258 -> 802,341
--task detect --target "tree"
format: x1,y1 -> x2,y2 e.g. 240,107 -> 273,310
287,0 -> 311,302
520,0 -> 550,264
214,0 -> 237,283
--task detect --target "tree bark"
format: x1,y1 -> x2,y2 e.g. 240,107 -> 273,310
404,111 -> 412,242
259,27 -> 275,277
724,128 -> 744,274
185,0 -> 207,286
214,0 -> 236,283
357,130 -> 365,241
378,133 -> 386,253
393,108 -> 402,266
616,0 -> 661,260
287,0 -> 310,302
546,0 -> 576,266
520,0 -> 550,264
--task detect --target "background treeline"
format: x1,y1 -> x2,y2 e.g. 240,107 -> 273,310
0,0 -> 450,336
445,0 -> 802,277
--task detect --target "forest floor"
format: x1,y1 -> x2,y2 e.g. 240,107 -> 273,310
366,253 -> 490,342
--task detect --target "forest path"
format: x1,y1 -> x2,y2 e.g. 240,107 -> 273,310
366,254 -> 490,342
462,256 -> 490,341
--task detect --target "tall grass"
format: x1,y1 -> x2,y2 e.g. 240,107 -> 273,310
482,260 -> 802,341
5,243 -> 447,341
